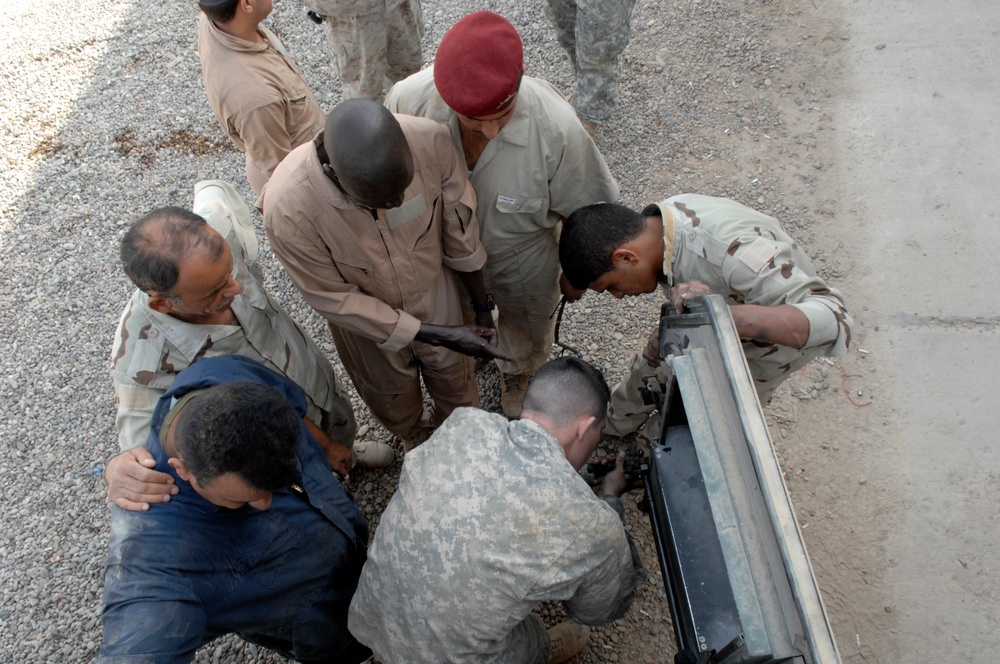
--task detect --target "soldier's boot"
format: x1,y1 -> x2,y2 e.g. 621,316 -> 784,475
402,425 -> 434,453
500,372 -> 532,419
352,441 -> 395,469
547,622 -> 590,663
578,115 -> 599,139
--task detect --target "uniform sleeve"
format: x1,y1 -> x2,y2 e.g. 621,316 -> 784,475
544,118 -> 620,220
561,498 -> 646,625
433,130 -> 487,273
112,376 -> 163,452
722,237 -> 854,355
98,565 -> 205,663
237,101 -> 299,185
264,218 -> 422,353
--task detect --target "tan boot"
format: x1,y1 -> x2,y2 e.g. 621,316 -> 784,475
578,115 -> 599,140
500,373 -> 531,419
547,622 -> 589,663
352,441 -> 395,469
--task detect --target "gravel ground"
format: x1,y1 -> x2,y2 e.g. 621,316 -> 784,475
0,0 -> 847,662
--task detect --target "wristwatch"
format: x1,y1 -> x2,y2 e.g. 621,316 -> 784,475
471,294 -> 496,313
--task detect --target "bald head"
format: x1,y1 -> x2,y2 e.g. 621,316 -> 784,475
325,100 -> 414,209
120,207 -> 224,295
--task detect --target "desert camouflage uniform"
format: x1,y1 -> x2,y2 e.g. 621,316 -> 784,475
605,194 -> 855,439
110,180 -> 356,451
305,0 -> 423,100
348,408 -> 646,663
544,0 -> 637,123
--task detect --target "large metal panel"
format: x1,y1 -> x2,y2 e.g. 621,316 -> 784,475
643,295 -> 840,664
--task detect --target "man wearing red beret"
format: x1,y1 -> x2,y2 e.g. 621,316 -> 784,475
385,11 -> 620,418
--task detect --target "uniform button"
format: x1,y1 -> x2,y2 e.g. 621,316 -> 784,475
688,231 -> 697,241
147,329 -> 159,338
265,351 -> 272,358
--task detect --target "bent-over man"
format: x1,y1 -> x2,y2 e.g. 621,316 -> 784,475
559,194 -> 855,441
264,99 -> 508,450
348,356 -> 646,663
98,355 -> 371,663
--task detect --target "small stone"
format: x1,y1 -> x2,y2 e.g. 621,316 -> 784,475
858,477 -> 868,485
875,43 -> 886,50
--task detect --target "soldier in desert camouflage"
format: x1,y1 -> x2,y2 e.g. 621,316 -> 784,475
304,0 -> 423,100
559,194 -> 856,444
105,181 -> 394,512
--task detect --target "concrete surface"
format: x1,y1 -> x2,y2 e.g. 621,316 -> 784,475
835,0 -> 1000,659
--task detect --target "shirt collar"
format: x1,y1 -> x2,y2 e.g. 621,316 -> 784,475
206,16 -> 272,54
138,291 -> 250,361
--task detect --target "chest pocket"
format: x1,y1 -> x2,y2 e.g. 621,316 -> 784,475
386,194 -> 427,229
495,193 -> 546,215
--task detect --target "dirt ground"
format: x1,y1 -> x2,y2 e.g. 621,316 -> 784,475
5,0 -> 996,661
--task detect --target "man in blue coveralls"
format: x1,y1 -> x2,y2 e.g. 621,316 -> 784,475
97,354 -> 372,663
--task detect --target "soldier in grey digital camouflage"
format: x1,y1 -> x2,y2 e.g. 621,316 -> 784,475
544,0 -> 637,131
559,194 -> 856,445
304,0 -> 423,100
348,356 -> 646,663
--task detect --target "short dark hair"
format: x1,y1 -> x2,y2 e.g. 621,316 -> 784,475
521,357 -> 610,427
174,382 -> 300,491
559,203 -> 647,290
198,0 -> 241,24
120,207 -> 224,295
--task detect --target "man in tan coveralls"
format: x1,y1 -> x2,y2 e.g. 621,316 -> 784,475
197,0 -> 324,197
263,100 -> 509,449
303,0 -> 423,101
385,11 -> 619,418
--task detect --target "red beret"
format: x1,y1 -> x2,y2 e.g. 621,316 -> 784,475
434,11 -> 524,118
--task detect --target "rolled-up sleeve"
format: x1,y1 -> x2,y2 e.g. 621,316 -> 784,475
723,236 -> 854,356
433,130 -> 487,274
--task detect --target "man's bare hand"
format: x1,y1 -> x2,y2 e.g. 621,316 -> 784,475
668,280 -> 714,313
304,417 -> 352,480
641,326 -> 663,367
559,272 -> 586,303
105,447 -> 178,511
600,451 -> 630,498
416,323 -> 514,361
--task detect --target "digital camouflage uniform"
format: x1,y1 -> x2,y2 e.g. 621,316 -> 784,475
544,0 -> 637,123
348,408 -> 646,663
110,180 -> 356,452
304,0 -> 424,100
605,194 -> 855,439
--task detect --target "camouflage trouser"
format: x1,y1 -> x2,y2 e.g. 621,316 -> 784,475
544,0 -> 636,122
308,0 -> 424,100
604,351 -> 667,453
